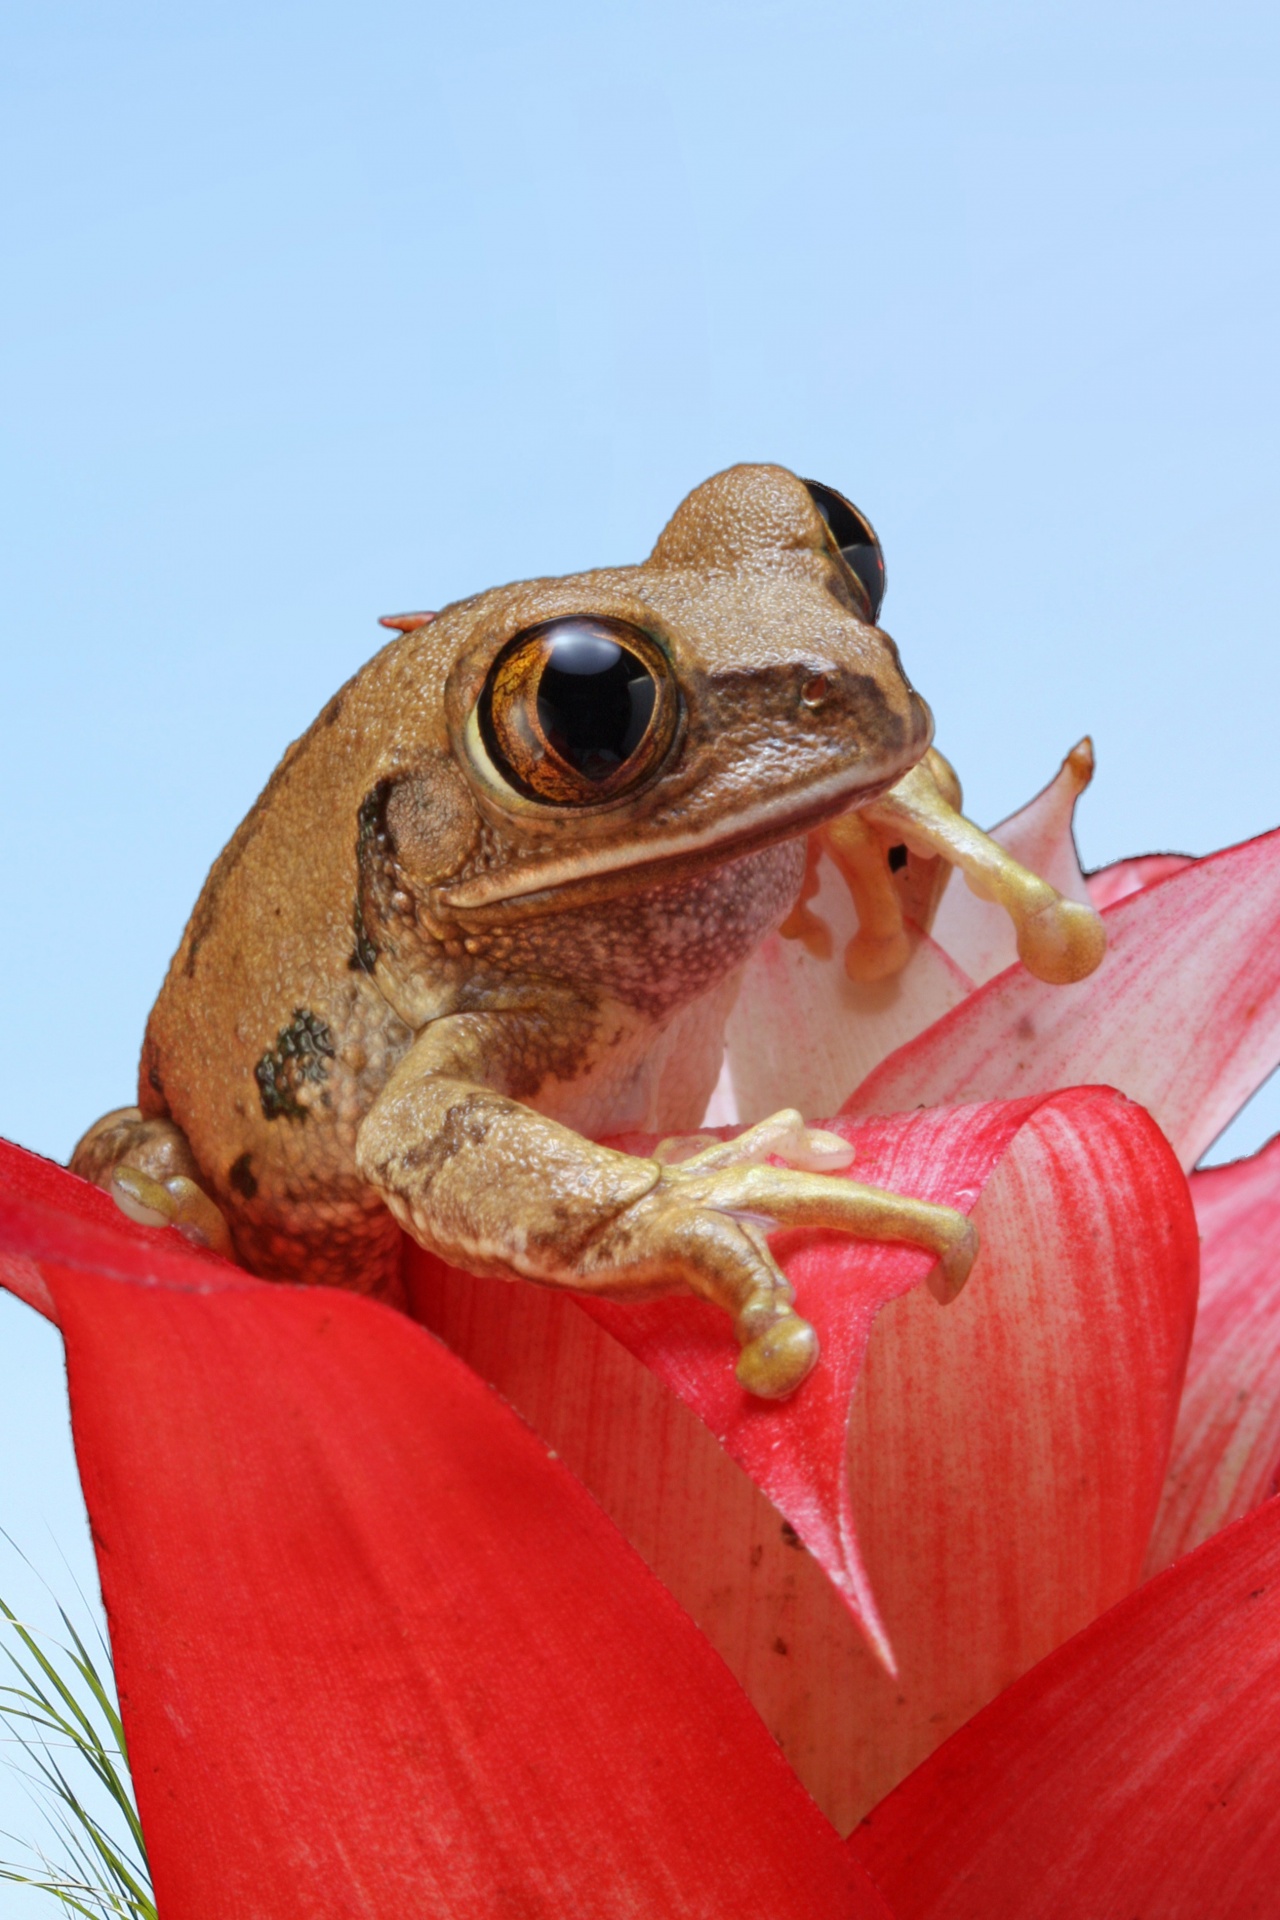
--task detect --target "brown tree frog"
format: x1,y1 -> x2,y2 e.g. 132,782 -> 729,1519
72,465 -> 1104,1398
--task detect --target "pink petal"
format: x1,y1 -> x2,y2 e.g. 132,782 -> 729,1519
850,1497 -> 1280,1919
723,844 -> 975,1123
408,1086 -> 1197,1830
0,1139 -> 890,1920
1145,1132 -> 1280,1574
846,825 -> 1280,1169
931,741 -> 1094,984
1087,849 -> 1195,909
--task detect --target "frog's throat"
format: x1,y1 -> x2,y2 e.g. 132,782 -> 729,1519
436,756 -> 913,915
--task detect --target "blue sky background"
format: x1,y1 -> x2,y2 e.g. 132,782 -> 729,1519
2,0 -> 1278,1883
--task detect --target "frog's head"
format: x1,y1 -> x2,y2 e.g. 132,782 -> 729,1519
437,463 -> 933,911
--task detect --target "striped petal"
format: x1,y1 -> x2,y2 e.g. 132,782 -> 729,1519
1145,1132 -> 1280,1574
408,1086 -> 1197,1830
930,740 -> 1094,984
1086,849 -> 1194,909
850,1498 -> 1280,1920
722,846 -> 974,1125
846,825 -> 1280,1169
0,1139 -> 888,1920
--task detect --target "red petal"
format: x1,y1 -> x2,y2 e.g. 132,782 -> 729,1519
846,825 -> 1280,1168
931,741 -> 1094,984
1086,849 -> 1194,908
850,1497 -> 1280,1919
723,849 -> 975,1124
0,1136 -> 234,1317
0,1142 -> 889,1920
1146,1132 -> 1280,1574
408,1087 -> 1197,1829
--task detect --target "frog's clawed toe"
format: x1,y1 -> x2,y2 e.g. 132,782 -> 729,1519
656,1109 -> 855,1176
863,749 -> 1108,987
734,1307 -> 819,1398
644,1148 -> 979,1399
111,1166 -> 235,1259
928,1214 -> 979,1304
71,1106 -> 235,1259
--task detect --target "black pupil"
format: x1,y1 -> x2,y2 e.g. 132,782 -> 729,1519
536,626 -> 656,782
804,481 -> 885,621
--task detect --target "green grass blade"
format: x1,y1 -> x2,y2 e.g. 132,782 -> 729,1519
0,1581 -> 155,1920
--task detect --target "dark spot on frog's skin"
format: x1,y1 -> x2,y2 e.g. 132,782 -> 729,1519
780,1520 -> 803,1549
1015,1014 -> 1036,1041
351,783 -> 398,969
348,896 -> 378,973
255,1009 -> 336,1121
148,1061 -> 164,1097
887,843 -> 908,872
229,1151 -> 258,1198
357,781 -> 395,858
749,1544 -> 763,1568
399,1097 -> 498,1196
320,693 -> 344,728
845,672 -> 907,755
773,1637 -> 789,1657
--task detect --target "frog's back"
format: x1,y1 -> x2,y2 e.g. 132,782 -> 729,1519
139,625 -> 455,1285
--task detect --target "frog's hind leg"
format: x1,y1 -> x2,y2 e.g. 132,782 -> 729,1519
70,1107 -> 234,1259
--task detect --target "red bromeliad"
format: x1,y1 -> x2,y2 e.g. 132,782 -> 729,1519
5,750 -> 1280,1917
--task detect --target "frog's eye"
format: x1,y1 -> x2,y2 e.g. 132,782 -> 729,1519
802,480 -> 886,623
479,616 -> 678,806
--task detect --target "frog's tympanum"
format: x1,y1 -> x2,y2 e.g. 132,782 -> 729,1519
73,466 -> 1105,1398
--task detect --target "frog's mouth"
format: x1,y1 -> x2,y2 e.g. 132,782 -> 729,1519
436,756 -> 913,916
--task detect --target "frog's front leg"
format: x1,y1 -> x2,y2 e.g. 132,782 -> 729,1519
356,1014 -> 978,1400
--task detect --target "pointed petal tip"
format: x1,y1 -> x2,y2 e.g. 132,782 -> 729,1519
1065,736 -> 1095,787
378,610 -> 437,631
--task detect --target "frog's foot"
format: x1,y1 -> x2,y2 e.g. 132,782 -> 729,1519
821,810 -> 915,981
109,1164 -> 235,1258
70,1107 -> 234,1259
360,1034 -> 976,1403
862,748 -> 1106,985
655,1107 -> 855,1174
788,746 -> 1107,987
777,833 -> 834,960
590,1154 -> 978,1399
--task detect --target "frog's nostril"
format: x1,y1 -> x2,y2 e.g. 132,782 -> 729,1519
801,673 -> 830,710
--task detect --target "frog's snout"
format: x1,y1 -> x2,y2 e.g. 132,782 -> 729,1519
796,656 -> 934,788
